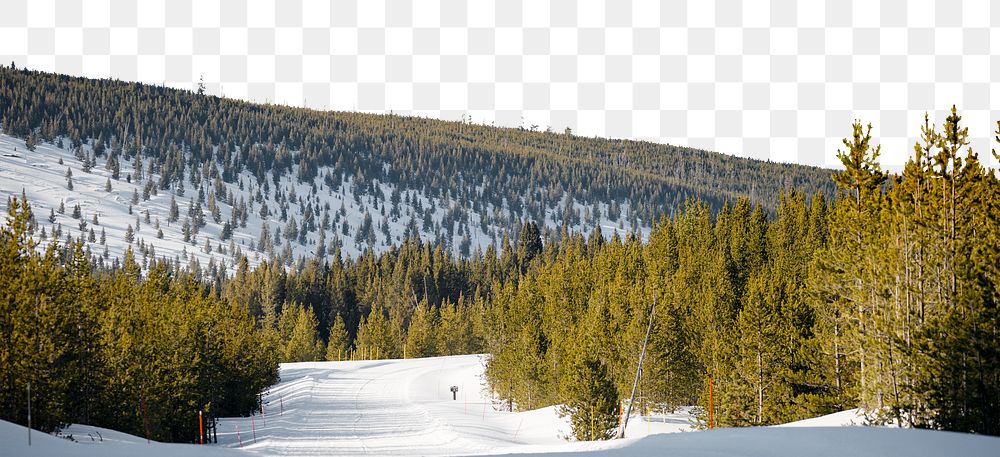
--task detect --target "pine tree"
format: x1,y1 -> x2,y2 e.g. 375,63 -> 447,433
405,300 -> 437,358
355,305 -> 401,359
817,121 -> 887,413
168,195 -> 179,223
558,354 -> 620,441
325,314 -> 351,361
277,303 -> 324,362
516,221 -> 542,271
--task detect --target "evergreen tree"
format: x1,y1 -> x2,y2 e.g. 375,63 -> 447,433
558,354 -> 619,441
325,314 -> 351,361
278,303 -> 324,362
405,300 -> 437,358
355,305 -> 402,359
168,195 -> 179,223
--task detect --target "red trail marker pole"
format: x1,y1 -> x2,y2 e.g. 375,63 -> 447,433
236,425 -> 242,447
198,410 -> 204,445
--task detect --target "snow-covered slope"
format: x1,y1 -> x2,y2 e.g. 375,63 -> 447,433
4,354 -> 1000,457
490,426 -> 1000,457
0,133 -> 644,273
1,419 -> 244,457
213,355 -> 689,456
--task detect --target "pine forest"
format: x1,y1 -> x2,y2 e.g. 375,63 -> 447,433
0,68 -> 997,443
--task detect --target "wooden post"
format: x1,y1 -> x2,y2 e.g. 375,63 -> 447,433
617,296 -> 656,439
26,383 -> 31,446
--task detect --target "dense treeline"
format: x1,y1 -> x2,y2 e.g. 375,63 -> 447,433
0,195 -> 278,442
481,110 -> 1000,438
215,225 -> 548,362
0,65 -> 835,234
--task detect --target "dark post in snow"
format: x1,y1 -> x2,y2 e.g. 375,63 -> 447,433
450,386 -> 459,400
27,382 -> 31,446
617,295 -> 656,439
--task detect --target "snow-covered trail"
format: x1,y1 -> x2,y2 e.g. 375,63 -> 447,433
4,354 -> 1000,457
216,355 -> 581,457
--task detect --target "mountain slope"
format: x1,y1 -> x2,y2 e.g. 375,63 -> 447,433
0,67 -> 837,269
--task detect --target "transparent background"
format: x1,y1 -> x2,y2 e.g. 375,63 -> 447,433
1,0 -> 998,169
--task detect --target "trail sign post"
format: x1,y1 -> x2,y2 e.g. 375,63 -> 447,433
450,386 -> 459,400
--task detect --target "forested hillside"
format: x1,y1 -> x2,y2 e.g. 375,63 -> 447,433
0,65 -> 835,270
0,64 -> 996,444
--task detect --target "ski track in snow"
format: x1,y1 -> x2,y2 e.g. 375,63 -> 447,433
216,355 -> 581,456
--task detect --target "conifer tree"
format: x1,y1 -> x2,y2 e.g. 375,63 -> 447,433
558,354 -> 619,441
405,300 -> 437,358
325,314 -> 351,361
355,305 -> 402,359
278,303 -> 324,362
168,195 -> 179,223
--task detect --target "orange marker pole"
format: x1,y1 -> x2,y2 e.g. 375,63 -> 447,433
198,410 -> 204,445
618,399 -> 624,434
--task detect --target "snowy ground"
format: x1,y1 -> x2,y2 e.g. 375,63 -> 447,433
0,132 -> 646,274
4,354 -> 1000,457
214,355 -> 689,457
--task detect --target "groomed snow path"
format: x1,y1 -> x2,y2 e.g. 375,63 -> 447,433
216,355 -> 583,457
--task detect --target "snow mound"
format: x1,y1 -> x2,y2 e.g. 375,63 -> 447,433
0,419 -> 243,457
487,426 -> 1000,457
778,408 -> 869,427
